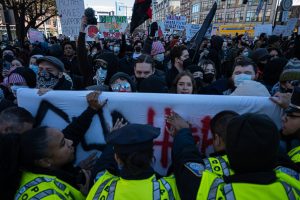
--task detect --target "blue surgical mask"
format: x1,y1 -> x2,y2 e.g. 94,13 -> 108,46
29,64 -> 39,75
154,53 -> 164,62
234,74 -> 252,87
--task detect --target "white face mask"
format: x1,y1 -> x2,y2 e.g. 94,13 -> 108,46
11,85 -> 29,97
154,53 -> 164,62
234,74 -> 252,87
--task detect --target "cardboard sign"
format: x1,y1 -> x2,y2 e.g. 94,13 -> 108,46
165,15 -> 187,30
283,18 -> 298,37
28,28 -> 44,44
186,24 -> 201,41
56,0 -> 85,39
17,89 -> 282,175
99,16 -> 128,39
272,25 -> 287,36
254,24 -> 273,36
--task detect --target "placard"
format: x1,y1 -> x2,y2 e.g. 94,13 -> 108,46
28,28 -> 44,43
254,24 -> 273,36
165,15 -> 187,30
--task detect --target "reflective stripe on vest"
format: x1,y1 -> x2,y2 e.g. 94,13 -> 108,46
222,181 -> 297,200
276,166 -> 300,180
160,178 -> 175,200
91,177 -> 169,200
107,180 -> 118,200
30,189 -> 67,200
288,146 -> 300,163
217,156 -> 230,176
207,177 -> 224,199
203,156 -> 230,176
280,181 -> 297,200
93,178 -> 114,200
15,177 -> 54,199
152,178 -> 160,200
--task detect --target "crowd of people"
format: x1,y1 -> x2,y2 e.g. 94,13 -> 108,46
0,17 -> 300,199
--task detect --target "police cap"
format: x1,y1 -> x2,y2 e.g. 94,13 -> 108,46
106,124 -> 160,154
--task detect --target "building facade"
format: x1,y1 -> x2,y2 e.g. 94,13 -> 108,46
190,0 -> 277,25
154,0 -> 180,21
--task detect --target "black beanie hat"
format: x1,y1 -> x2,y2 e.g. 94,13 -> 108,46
139,75 -> 168,93
226,113 -> 279,174
9,67 -> 37,88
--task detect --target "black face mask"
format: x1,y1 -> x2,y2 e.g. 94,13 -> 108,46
136,77 -> 145,91
135,46 -> 141,53
183,58 -> 193,69
3,54 -> 14,63
203,73 -> 215,83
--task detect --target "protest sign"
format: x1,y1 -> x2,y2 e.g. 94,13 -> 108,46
283,18 -> 298,37
272,25 -> 287,36
99,16 -> 128,39
18,89 -> 282,175
186,24 -> 201,41
165,15 -> 187,30
254,24 -> 273,36
85,25 -> 99,42
55,0 -> 85,40
28,28 -> 44,44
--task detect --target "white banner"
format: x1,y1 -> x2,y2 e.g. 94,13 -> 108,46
254,24 -> 273,36
17,89 -> 282,175
56,0 -> 85,39
165,15 -> 187,30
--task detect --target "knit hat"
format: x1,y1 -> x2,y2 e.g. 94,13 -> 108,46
109,72 -> 136,92
151,41 -> 165,56
279,58 -> 300,82
37,56 -> 65,72
226,113 -> 279,173
230,80 -> 270,97
139,75 -> 168,93
8,67 -> 37,88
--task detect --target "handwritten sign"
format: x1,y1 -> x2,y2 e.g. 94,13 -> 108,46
28,28 -> 44,44
283,18 -> 298,37
254,24 -> 273,36
56,0 -> 85,39
17,89 -> 282,175
99,16 -> 128,39
272,25 -> 287,36
165,15 -> 187,30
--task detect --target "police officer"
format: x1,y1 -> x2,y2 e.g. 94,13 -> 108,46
87,123 -> 180,200
280,87 -> 300,166
167,112 -> 300,199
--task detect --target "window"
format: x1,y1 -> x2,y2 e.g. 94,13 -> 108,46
227,0 -> 237,8
192,16 -> 199,24
246,10 -> 256,22
202,1 -> 209,11
234,11 -> 244,22
192,3 -> 200,13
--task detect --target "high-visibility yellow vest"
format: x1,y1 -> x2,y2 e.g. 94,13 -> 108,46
197,170 -> 300,200
15,171 -> 85,200
288,146 -> 300,164
87,170 -> 180,200
203,155 -> 234,176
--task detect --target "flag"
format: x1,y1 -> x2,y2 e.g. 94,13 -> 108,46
191,2 -> 217,62
130,0 -> 152,33
256,0 -> 264,16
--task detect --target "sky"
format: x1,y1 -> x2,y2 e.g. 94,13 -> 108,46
84,0 -> 135,12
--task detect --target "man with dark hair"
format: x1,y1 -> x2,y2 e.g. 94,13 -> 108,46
133,54 -> 166,91
0,107 -> 35,134
210,110 -> 239,154
166,45 -> 190,88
